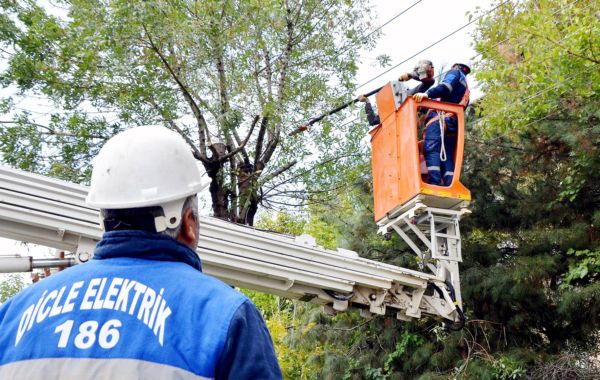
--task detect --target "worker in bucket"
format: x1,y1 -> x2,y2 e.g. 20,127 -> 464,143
413,62 -> 471,186
0,126 -> 282,379
358,59 -> 436,126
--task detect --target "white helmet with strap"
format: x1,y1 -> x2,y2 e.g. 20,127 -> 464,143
452,61 -> 472,75
86,125 -> 209,232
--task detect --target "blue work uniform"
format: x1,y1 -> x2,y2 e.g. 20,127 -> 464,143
423,69 -> 470,186
0,230 -> 282,380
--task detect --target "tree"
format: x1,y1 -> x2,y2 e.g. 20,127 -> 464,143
473,0 -> 600,209
0,0 -> 378,224
264,1 -> 600,378
0,274 -> 26,303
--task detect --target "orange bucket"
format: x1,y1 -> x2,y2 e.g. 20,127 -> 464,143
370,83 -> 471,222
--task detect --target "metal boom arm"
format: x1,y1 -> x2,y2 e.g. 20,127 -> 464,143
0,165 -> 462,324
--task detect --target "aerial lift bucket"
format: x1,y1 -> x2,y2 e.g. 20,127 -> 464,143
370,82 -> 471,223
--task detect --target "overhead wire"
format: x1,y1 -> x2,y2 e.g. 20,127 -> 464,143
337,0 -> 423,57
431,0 -> 582,82
356,0 -> 512,90
264,1 -> 595,209
290,0 -> 594,165
287,0 -> 513,135
471,6 -> 595,128
282,1 -> 424,131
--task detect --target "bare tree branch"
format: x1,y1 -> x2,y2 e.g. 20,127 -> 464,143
141,22 -> 210,160
232,129 -> 250,163
254,116 -> 268,168
218,115 -> 260,162
229,154 -> 238,220
145,97 -> 204,160
258,160 -> 298,187
267,153 -> 363,189
0,120 -> 106,140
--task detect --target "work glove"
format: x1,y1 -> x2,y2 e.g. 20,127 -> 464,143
358,95 -> 369,102
398,73 -> 410,81
413,93 -> 429,102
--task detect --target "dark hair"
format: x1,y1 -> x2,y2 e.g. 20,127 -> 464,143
100,195 -> 198,238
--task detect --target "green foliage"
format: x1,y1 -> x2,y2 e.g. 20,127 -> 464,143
0,274 -> 26,303
255,211 -> 306,237
0,0 -> 379,221
269,1 -> 600,379
491,356 -> 527,380
363,366 -> 387,380
255,209 -> 339,250
561,248 -> 600,287
384,330 -> 425,374
241,287 -> 324,379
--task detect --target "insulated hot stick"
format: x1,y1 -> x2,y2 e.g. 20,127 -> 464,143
289,85 -> 383,136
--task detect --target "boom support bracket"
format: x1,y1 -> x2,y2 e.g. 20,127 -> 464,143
377,200 -> 470,323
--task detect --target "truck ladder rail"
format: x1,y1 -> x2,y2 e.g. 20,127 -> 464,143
0,165 -> 460,323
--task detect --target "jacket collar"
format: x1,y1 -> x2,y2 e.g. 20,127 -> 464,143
93,230 -> 202,272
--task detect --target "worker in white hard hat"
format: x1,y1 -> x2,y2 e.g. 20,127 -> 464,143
0,126 -> 282,379
413,61 -> 471,186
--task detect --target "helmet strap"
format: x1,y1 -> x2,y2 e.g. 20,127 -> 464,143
155,198 -> 187,232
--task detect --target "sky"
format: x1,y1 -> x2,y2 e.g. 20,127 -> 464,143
0,0 -> 498,274
355,0 -> 497,98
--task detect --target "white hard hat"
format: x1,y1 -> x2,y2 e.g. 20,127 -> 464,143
452,61 -> 471,75
86,125 -> 209,231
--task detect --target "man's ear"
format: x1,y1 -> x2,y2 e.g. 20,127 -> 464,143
177,208 -> 198,249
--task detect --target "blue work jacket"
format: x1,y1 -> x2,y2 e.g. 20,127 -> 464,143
425,68 -> 470,131
0,230 -> 282,379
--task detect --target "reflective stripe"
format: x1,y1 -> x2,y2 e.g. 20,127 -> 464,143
444,172 -> 454,177
0,358 -> 211,380
442,82 -> 453,92
427,166 -> 440,171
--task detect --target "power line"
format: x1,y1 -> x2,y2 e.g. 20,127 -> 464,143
257,1 -> 423,77
316,0 -> 424,72
359,1 -> 423,45
472,12 -> 596,127
279,2 -> 425,133
357,0 -> 511,90
430,0 -> 583,82
332,0 -> 424,61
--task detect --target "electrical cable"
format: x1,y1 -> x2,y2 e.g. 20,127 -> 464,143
256,0 -> 423,78
310,0 -> 588,133
336,0 -> 423,58
323,289 -> 354,301
431,0 -> 581,82
357,0 -> 511,90
429,281 -> 465,331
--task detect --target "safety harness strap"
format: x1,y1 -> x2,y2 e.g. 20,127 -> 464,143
424,81 -> 470,128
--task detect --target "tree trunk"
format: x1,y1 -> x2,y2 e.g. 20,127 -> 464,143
237,162 -> 260,226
